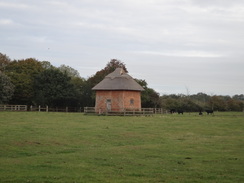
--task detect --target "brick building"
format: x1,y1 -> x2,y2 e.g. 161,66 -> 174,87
92,68 -> 144,113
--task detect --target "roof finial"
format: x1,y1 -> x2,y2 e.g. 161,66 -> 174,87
120,68 -> 123,75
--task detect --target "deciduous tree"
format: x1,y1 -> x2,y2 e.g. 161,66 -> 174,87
0,53 -> 11,72
0,72 -> 14,104
34,68 -> 77,107
58,64 -> 80,78
5,58 -> 44,104
135,79 -> 160,108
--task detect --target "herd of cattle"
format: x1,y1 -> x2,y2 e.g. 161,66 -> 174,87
169,109 -> 214,115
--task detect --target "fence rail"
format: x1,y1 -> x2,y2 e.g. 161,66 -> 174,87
0,105 -> 165,115
84,107 -> 96,114
0,105 -> 82,113
29,106 -> 82,112
84,107 -> 165,116
0,105 -> 27,111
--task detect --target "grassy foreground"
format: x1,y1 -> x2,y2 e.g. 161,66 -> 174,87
0,112 -> 243,183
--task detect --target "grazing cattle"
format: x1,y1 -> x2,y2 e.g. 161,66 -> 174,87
170,109 -> 176,114
206,110 -> 214,115
177,110 -> 184,115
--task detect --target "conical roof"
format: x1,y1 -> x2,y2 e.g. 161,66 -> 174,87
92,68 -> 144,91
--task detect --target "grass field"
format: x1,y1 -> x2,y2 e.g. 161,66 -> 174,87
0,112 -> 243,183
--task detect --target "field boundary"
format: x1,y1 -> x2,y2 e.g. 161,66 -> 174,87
0,105 -> 27,111
0,105 -> 82,113
84,107 -> 165,116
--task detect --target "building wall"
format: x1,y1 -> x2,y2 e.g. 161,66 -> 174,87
95,90 -> 141,113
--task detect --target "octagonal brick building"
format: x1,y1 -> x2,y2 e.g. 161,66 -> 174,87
92,68 -> 144,113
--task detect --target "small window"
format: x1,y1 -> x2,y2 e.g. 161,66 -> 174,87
130,99 -> 134,105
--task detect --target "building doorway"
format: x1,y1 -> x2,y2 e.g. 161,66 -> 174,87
106,99 -> 111,111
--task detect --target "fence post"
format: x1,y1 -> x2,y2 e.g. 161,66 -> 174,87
66,107 -> 68,112
46,106 -> 48,112
39,105 -> 41,112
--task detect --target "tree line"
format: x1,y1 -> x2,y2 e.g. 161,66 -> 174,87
0,53 -> 243,111
160,93 -> 244,112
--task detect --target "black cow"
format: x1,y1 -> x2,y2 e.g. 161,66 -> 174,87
206,110 -> 214,115
170,109 -> 176,114
177,110 -> 184,115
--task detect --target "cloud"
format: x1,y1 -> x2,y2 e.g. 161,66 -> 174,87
133,50 -> 223,58
0,2 -> 31,9
0,18 -> 14,25
1,0 -> 244,95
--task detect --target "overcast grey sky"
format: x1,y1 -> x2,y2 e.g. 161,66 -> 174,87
1,0 -> 244,96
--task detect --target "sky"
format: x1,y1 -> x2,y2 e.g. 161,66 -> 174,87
1,0 -> 244,96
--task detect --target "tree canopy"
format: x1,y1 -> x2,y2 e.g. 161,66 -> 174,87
160,93 -> 244,112
0,72 -> 14,104
34,68 -> 77,107
0,53 -> 11,72
5,58 -> 44,104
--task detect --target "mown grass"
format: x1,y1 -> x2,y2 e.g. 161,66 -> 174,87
0,112 -> 243,183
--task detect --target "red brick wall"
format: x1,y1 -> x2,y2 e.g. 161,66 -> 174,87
95,90 -> 141,112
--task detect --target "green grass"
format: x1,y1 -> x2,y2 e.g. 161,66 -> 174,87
0,112 -> 243,183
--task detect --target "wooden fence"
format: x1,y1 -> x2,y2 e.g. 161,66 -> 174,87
0,105 -> 27,111
29,106 -> 82,112
0,105 -> 166,115
0,105 -> 82,112
84,107 -> 165,116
